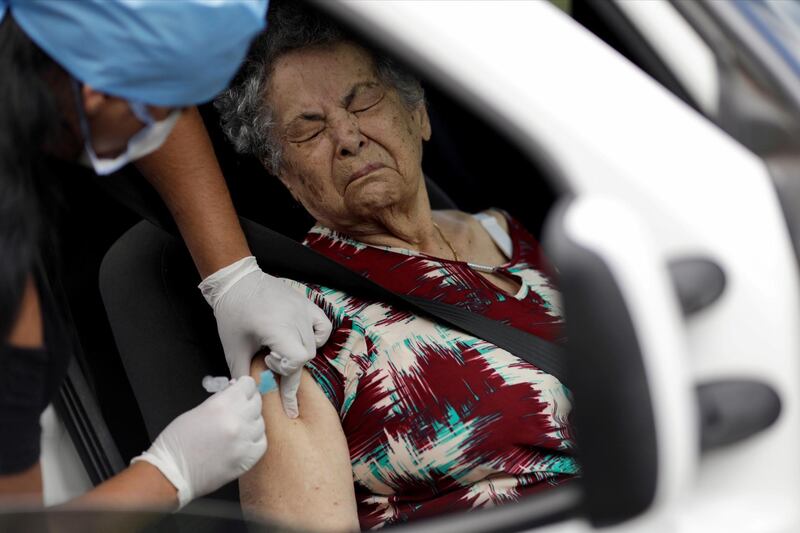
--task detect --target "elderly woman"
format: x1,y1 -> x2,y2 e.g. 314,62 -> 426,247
216,4 -> 577,531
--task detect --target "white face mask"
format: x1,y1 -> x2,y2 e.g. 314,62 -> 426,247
75,83 -> 182,175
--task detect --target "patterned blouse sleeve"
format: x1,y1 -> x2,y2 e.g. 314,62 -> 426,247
278,278 -> 366,417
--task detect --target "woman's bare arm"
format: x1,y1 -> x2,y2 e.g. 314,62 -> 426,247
241,358 -> 358,532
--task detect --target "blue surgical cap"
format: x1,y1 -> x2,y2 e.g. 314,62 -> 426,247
0,0 -> 267,107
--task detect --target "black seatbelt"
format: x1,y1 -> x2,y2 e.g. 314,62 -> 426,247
95,169 -> 569,384
239,219 -> 569,387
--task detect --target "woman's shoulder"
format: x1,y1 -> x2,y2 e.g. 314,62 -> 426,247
278,278 -> 341,317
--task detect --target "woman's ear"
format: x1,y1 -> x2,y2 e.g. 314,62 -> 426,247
414,103 -> 432,142
282,180 -> 304,205
279,175 -> 293,195
273,165 -> 299,201
81,85 -> 110,117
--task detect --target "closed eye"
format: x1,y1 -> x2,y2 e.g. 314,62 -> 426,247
292,127 -> 325,144
349,86 -> 385,114
352,95 -> 382,113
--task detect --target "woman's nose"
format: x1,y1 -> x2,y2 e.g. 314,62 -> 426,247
333,114 -> 366,157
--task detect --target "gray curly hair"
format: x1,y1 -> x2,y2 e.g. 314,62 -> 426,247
215,2 -> 425,175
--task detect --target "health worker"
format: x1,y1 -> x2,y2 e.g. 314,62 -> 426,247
0,0 -> 329,509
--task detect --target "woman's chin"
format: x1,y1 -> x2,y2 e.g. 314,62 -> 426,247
345,181 -> 403,214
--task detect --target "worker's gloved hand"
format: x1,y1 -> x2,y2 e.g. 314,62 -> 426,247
198,256 -> 332,418
131,376 -> 266,509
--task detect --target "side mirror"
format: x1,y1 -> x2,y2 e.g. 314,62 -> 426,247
544,196 -> 698,527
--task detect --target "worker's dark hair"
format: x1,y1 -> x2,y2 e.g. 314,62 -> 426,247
0,16 -> 61,339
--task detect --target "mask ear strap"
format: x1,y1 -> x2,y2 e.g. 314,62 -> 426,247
71,78 -> 94,146
128,101 -> 156,126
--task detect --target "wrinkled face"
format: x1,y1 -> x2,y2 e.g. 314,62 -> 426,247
268,41 -> 431,233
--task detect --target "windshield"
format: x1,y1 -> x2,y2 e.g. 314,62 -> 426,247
735,0 -> 800,77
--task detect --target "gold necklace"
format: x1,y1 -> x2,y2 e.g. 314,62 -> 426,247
432,222 -> 461,261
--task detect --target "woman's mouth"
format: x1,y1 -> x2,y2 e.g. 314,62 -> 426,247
349,163 -> 385,183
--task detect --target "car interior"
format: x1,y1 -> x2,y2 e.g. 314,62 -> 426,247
44,0 -> 722,527
44,0 -> 789,530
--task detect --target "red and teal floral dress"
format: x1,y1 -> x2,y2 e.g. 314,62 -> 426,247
281,211 -> 577,529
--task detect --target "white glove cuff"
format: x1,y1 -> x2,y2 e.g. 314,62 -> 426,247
131,451 -> 192,510
198,256 -> 261,308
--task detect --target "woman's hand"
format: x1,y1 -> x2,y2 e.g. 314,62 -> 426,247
131,376 -> 267,508
198,256 -> 332,418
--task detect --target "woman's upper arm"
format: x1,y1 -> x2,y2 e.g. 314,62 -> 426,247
240,361 -> 358,532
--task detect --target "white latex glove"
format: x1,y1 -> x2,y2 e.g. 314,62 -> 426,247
198,256 -> 332,418
131,376 -> 266,509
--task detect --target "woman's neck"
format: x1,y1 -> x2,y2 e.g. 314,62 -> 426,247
360,214 -> 437,251
332,198 -> 459,260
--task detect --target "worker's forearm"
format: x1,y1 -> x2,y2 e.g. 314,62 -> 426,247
65,461 -> 177,510
0,462 -> 43,505
135,107 -> 250,279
